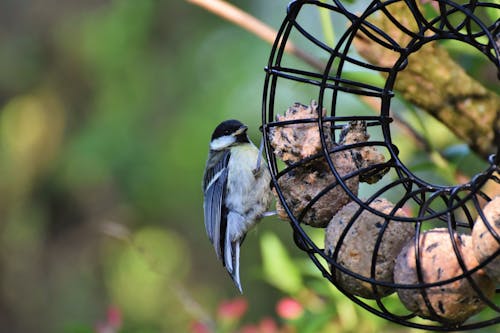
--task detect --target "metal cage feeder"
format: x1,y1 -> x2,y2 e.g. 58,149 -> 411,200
261,0 -> 500,330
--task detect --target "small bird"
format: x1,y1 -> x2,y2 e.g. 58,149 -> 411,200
203,119 -> 272,292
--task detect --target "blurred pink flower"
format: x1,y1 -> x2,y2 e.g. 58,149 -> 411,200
95,323 -> 111,333
239,324 -> 259,333
95,306 -> 122,333
237,317 -> 279,333
276,298 -> 303,320
217,297 -> 248,320
190,320 -> 212,333
258,317 -> 278,333
106,306 -> 122,329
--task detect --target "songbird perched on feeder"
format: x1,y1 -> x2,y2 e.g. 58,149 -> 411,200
203,119 -> 273,292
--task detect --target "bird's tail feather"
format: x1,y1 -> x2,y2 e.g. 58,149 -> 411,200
224,236 -> 242,293
232,242 -> 242,293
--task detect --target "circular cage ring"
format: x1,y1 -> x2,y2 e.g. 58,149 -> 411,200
262,0 -> 499,331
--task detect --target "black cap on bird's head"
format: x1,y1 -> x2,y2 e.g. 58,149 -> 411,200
211,119 -> 248,140
210,120 -> 250,150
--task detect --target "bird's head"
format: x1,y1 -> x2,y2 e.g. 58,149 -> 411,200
210,119 -> 250,150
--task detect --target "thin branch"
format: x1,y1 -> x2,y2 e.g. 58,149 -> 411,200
186,0 -> 425,141
186,0 -> 324,69
352,2 -> 500,160
171,283 -> 216,331
100,221 -> 216,328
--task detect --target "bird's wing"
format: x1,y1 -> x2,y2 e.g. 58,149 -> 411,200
203,150 -> 231,260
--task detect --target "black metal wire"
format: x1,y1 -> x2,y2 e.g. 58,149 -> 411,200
262,0 -> 500,330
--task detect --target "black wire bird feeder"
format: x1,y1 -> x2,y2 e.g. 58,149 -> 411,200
262,0 -> 499,330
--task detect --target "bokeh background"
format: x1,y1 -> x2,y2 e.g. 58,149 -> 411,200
0,1 -> 497,333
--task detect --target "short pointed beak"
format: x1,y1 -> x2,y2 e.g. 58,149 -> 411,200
233,125 -> 248,136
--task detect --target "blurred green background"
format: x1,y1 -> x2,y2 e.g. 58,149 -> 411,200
0,1 -> 497,333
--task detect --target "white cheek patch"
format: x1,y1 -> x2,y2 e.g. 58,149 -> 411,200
210,135 -> 236,150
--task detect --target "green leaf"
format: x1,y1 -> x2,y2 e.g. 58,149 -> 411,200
421,2 -> 439,19
260,232 -> 302,294
63,324 -> 94,333
318,1 -> 335,47
442,144 -> 469,161
298,309 -> 335,333
486,1 -> 500,22
342,71 -> 385,88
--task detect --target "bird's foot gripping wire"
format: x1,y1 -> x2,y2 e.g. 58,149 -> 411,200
252,139 -> 265,176
261,211 -> 277,217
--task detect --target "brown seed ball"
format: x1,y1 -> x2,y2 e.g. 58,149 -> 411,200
339,120 -> 388,184
269,100 -> 333,164
324,198 -> 414,298
472,196 -> 500,282
394,228 -> 495,324
276,151 -> 359,227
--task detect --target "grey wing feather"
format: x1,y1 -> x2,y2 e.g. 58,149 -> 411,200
203,150 -> 230,260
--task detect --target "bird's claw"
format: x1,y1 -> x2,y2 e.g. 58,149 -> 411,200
253,138 -> 265,176
261,211 -> 277,217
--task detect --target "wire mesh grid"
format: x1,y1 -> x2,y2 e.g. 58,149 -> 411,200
261,0 -> 499,330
